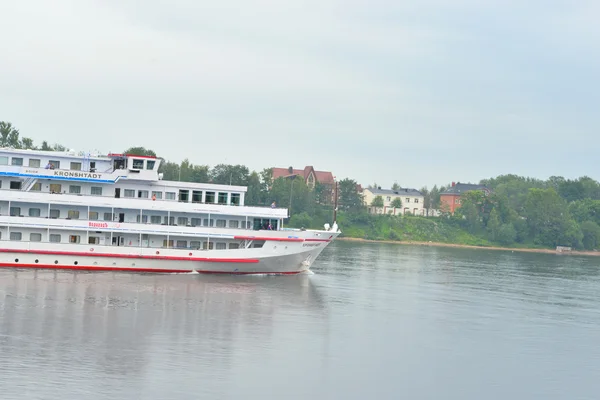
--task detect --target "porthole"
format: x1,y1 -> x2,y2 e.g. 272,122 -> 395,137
54,260 -> 58,264
74,261 -> 78,265
35,259 -> 39,263
113,262 -> 116,266
14,259 -> 19,263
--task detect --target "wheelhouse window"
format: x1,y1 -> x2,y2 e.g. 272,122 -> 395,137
231,193 -> 241,206
10,181 -> 21,190
0,156 -> 8,165
10,232 -> 22,241
49,183 -> 62,193
30,233 -> 42,242
49,234 -> 61,243
49,160 -> 60,169
11,157 -> 23,166
132,159 -> 144,169
91,187 -> 102,196
146,160 -> 156,170
70,162 -> 82,171
28,208 -> 41,217
69,185 -> 81,194
218,192 -> 228,204
179,190 -> 189,202
29,159 -> 41,168
205,192 -> 215,203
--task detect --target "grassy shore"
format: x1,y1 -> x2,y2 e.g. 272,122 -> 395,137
336,236 -> 600,257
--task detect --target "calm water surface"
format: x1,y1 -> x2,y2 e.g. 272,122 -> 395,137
1,241 -> 600,399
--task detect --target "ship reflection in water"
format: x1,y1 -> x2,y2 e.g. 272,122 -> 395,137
0,269 -> 329,399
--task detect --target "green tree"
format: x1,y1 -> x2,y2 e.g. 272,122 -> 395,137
371,196 -> 384,208
123,147 -> 157,157
391,182 -> 400,190
581,221 -> 600,250
210,164 -> 250,186
487,208 -> 501,241
390,198 -> 403,209
338,178 -> 364,211
245,171 -> 262,206
0,121 -> 22,148
496,223 -> 517,245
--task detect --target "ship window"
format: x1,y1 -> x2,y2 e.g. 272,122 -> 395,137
216,243 -> 226,250
216,219 -> 226,228
69,235 -> 81,244
69,185 -> 81,194
164,216 -> 174,225
28,208 -> 41,217
89,211 -> 98,220
49,160 -> 60,169
152,191 -> 162,199
29,159 -> 41,168
192,190 -> 202,203
10,232 -> 22,241
0,156 -> 7,165
203,218 -> 213,227
205,192 -> 215,203
30,233 -> 42,242
50,234 -> 61,243
91,187 -> 102,196
11,157 -> 23,166
203,242 -> 214,250
231,193 -> 240,205
190,241 -> 202,249
136,215 -> 148,223
246,221 -> 252,229
70,162 -> 82,171
49,209 -> 60,219
229,243 -> 240,249
103,212 -> 113,221
124,189 -> 135,198
252,240 -> 265,248
67,210 -> 80,219
217,192 -> 228,204
10,181 -> 21,190
150,215 -> 161,224
10,207 -> 21,216
229,220 -> 239,229
132,159 -> 144,169
31,182 -> 41,191
162,239 -> 174,248
88,237 -> 100,244
191,218 -> 201,227
166,192 -> 176,200
179,190 -> 189,202
146,160 -> 155,170
49,183 -> 61,193
177,217 -> 188,226
138,190 -> 149,198
176,240 -> 187,248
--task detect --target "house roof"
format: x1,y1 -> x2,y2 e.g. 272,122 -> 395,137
366,187 -> 423,196
271,166 -> 334,185
441,183 -> 489,195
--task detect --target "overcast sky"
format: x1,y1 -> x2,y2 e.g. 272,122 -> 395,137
1,0 -> 598,189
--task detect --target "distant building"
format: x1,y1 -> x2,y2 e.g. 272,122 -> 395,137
363,187 -> 425,216
440,182 -> 491,214
271,166 -> 335,203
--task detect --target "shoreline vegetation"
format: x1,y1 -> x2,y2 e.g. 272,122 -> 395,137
2,121 -> 600,255
336,236 -> 600,257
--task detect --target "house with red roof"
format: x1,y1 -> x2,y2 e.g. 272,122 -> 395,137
271,166 -> 335,203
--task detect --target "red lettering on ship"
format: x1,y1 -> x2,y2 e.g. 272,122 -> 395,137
88,222 -> 108,228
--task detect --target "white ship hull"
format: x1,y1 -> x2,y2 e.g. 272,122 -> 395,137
0,229 -> 339,275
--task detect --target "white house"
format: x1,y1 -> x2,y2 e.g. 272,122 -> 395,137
363,187 -> 425,216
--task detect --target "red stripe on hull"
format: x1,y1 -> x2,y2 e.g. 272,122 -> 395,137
0,248 -> 259,263
0,263 -> 302,275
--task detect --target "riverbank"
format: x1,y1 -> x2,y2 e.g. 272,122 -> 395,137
337,236 -> 600,257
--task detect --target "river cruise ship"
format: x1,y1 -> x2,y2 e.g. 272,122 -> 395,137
0,148 -> 339,274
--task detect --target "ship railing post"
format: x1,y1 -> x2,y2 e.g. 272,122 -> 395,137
86,205 -> 90,244
7,200 -> 10,239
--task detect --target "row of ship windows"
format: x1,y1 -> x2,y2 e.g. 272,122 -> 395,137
3,181 -> 241,204
7,207 -> 252,228
2,232 -> 248,250
0,156 -> 157,171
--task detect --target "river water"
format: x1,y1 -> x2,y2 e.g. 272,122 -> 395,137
1,241 -> 599,399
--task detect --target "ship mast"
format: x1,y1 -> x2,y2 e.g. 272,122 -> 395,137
333,179 -> 338,224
